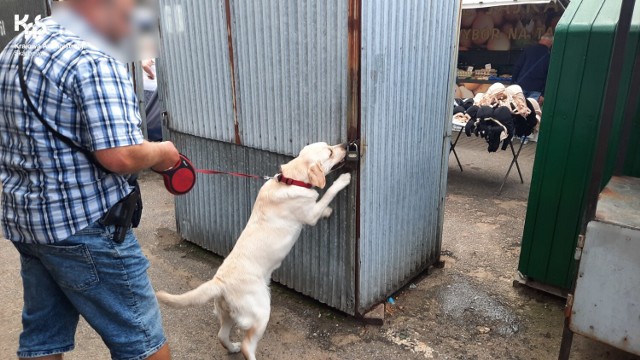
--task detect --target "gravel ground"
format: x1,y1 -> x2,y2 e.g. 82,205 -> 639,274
1,135 -> 639,359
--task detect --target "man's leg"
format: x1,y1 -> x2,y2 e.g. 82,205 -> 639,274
18,328 -> 170,360
12,242 -> 81,360
34,222 -> 169,360
146,344 -> 171,360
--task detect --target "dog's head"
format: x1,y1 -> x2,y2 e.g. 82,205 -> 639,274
280,142 -> 348,189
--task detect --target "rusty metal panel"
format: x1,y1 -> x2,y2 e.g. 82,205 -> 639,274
158,0 -> 357,314
358,0 -> 459,312
595,176 -> 640,230
229,0 -> 349,156
158,0 -> 237,142
571,219 -> 640,354
569,176 -> 640,355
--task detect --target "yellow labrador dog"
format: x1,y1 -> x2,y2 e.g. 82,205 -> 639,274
157,142 -> 351,360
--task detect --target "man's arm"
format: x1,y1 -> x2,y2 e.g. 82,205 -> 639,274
95,140 -> 180,174
74,58 -> 179,174
512,51 -> 526,83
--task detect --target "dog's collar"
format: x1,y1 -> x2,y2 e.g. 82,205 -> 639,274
275,173 -> 314,189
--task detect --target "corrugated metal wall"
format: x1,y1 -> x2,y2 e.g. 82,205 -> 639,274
159,0 -> 236,142
230,1 -> 349,154
158,0 -> 457,315
158,0 -> 357,313
358,0 -> 458,312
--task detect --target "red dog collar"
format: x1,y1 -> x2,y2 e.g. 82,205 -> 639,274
276,174 -> 313,189
154,154 -> 196,195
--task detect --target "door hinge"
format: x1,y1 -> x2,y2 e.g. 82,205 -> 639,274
574,234 -> 585,260
564,294 -> 574,318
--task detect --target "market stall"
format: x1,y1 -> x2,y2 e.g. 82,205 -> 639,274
450,83 -> 542,194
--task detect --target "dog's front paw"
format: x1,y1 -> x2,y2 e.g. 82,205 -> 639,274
334,173 -> 352,188
322,207 -> 333,218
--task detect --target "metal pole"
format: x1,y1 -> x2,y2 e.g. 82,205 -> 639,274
558,0 -> 637,358
614,52 -> 640,175
581,0 -> 636,227
133,61 -> 149,139
347,0 -> 362,315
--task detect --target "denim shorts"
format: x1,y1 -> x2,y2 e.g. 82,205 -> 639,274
523,90 -> 542,100
12,222 -> 166,360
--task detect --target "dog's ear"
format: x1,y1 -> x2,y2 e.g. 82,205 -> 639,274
307,162 -> 326,189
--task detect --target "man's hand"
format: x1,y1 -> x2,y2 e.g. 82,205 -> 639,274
95,141 -> 180,174
142,59 -> 155,80
538,96 -> 544,105
151,142 -> 181,172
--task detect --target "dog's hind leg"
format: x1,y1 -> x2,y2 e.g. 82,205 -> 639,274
239,292 -> 270,360
216,306 -> 241,353
240,314 -> 269,360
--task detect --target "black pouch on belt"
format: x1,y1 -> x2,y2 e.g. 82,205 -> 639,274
101,177 -> 143,243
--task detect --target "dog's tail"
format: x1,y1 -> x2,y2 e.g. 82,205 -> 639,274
156,278 -> 222,308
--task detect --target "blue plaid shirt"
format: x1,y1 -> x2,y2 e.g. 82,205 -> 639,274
0,17 -> 144,244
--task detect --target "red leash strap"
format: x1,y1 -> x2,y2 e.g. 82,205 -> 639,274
154,153 -> 314,195
195,168 -> 269,180
156,154 -> 313,195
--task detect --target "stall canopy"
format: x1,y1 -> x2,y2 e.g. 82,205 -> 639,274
462,0 -> 555,9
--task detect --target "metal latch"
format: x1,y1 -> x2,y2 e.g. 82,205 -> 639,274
347,141 -> 359,162
162,111 -> 170,127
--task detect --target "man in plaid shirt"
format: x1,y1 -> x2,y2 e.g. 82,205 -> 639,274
0,1 -> 179,359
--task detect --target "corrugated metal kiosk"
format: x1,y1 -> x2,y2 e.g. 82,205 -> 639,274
157,0 -> 459,315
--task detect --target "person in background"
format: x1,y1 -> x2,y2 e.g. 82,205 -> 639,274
142,58 -> 157,101
142,58 -> 163,141
0,0 -> 179,359
512,34 -> 554,105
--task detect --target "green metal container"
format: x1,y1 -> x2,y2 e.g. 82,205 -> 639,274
518,0 -> 640,291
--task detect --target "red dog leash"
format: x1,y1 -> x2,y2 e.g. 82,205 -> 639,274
195,168 -> 312,188
154,154 -> 313,195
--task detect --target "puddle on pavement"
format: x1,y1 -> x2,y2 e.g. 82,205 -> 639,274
435,277 -> 521,336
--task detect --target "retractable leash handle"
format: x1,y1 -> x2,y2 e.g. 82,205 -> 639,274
153,153 -> 197,195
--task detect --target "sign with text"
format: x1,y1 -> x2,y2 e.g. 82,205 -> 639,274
459,3 -> 564,51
